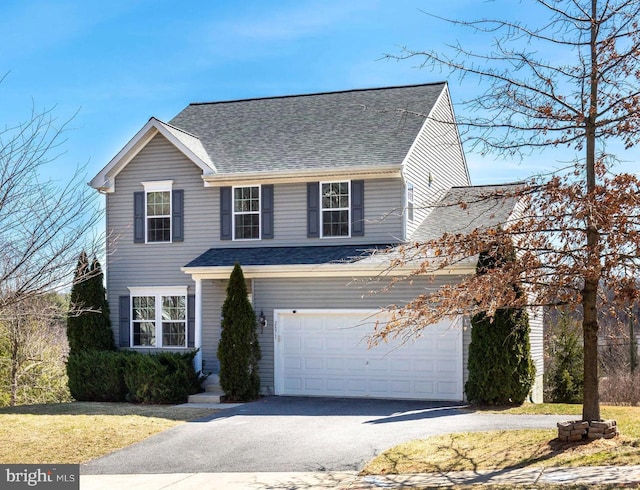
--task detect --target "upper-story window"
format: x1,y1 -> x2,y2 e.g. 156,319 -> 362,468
142,181 -> 173,243
406,182 -> 414,222
233,186 -> 260,240
321,181 -> 350,237
130,287 -> 187,348
134,182 -> 183,244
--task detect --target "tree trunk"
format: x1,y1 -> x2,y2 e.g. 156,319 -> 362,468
582,278 -> 600,421
581,0 -> 601,423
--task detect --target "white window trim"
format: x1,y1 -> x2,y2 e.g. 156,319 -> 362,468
406,182 -> 414,223
142,180 -> 173,244
232,184 -> 261,241
320,180 -> 351,239
128,286 -> 188,349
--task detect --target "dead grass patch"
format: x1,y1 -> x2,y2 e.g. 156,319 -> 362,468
0,402 -> 217,464
363,405 -> 640,476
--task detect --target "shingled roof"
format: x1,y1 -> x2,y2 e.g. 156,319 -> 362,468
169,83 -> 446,174
412,184 -> 522,242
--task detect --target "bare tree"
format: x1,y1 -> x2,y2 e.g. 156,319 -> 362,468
379,0 -> 640,422
0,102 -> 101,311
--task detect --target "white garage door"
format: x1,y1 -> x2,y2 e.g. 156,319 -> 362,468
274,309 -> 463,401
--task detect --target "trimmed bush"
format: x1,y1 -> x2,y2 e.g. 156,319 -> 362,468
124,351 -> 203,404
217,263 -> 261,401
66,351 -> 129,402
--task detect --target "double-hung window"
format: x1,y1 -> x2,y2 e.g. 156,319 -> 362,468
143,181 -> 172,243
130,287 -> 187,348
321,181 -> 350,237
233,186 -> 260,240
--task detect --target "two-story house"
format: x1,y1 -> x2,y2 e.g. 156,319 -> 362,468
90,82 -> 543,402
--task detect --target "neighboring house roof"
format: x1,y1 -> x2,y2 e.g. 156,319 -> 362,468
169,83 -> 447,175
412,183 -> 522,242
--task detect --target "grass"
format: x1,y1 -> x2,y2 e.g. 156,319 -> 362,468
0,402 -> 218,464
362,404 -> 640,476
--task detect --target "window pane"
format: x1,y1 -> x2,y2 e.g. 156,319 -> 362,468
162,296 -> 186,320
133,321 -> 156,346
162,322 -> 186,347
147,217 -> 171,242
322,182 -> 349,209
147,191 -> 170,217
133,296 -> 155,320
235,213 -> 260,239
322,210 -> 349,236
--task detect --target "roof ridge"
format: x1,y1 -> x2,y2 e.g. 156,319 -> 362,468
450,182 -> 524,190
151,117 -> 200,140
188,82 -> 447,107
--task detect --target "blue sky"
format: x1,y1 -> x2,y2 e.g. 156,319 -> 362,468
1,0 -> 637,187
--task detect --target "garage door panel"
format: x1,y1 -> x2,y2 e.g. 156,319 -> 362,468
275,310 -> 463,401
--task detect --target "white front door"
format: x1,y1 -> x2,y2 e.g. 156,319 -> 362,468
274,309 -> 463,401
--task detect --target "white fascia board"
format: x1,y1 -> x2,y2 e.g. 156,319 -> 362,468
202,165 -> 401,187
181,259 -> 476,281
89,118 -> 216,193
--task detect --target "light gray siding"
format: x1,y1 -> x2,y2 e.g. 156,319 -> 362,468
403,86 -> 470,239
105,134 -> 216,345
249,275 -> 468,395
528,305 -> 545,403
105,134 -> 404,356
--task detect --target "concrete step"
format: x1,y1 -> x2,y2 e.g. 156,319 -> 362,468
188,391 -> 223,404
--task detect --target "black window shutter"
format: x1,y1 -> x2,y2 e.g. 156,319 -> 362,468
307,182 -> 320,238
172,189 -> 184,242
220,187 -> 232,240
133,191 -> 145,243
119,295 -> 131,347
351,180 -> 365,236
187,294 -> 195,348
261,185 -> 274,239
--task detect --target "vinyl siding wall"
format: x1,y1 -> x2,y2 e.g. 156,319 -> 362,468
528,305 -> 545,403
250,275 -> 468,394
106,134 -> 403,348
403,86 -> 470,239
106,135 -> 216,346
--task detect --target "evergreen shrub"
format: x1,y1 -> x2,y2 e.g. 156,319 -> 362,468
217,263 -> 261,401
66,351 -> 129,402
464,246 -> 536,405
124,351 -> 202,404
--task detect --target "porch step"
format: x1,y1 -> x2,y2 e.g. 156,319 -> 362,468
188,391 -> 224,404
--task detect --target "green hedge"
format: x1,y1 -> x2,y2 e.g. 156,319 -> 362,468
67,351 -> 130,402
66,350 -> 203,404
124,351 -> 203,404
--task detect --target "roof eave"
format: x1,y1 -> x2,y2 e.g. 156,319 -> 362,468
202,164 -> 402,187
181,259 -> 476,280
89,118 -> 216,193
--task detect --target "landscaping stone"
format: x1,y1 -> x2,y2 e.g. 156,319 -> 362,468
557,419 -> 618,442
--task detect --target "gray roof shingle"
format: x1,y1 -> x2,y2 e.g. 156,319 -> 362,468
169,83 -> 446,174
185,244 -> 397,268
412,184 -> 521,242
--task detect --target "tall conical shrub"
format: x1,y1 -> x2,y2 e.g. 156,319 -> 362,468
67,253 -> 114,353
217,263 -> 261,401
465,245 -> 536,405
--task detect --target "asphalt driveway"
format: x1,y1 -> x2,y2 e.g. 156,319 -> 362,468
82,396 -> 574,474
